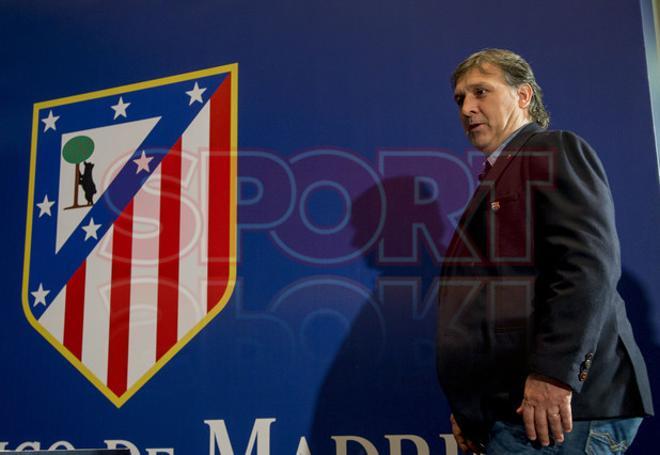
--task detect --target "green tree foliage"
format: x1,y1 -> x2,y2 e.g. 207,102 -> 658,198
62,135 -> 94,164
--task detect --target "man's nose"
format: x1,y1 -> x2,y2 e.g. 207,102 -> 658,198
461,95 -> 478,117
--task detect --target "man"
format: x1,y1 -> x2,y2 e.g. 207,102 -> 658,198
436,49 -> 653,454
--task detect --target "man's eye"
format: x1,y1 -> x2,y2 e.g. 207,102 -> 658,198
455,96 -> 464,106
475,88 -> 486,96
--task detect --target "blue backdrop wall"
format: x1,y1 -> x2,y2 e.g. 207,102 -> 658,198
1,0 -> 658,453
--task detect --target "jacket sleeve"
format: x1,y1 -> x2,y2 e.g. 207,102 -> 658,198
528,131 -> 621,393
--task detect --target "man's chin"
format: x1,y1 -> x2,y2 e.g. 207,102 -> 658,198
467,135 -> 488,152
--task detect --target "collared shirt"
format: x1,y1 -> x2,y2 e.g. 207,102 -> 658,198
486,122 -> 531,167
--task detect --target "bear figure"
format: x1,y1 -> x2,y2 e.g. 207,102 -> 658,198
79,161 -> 97,206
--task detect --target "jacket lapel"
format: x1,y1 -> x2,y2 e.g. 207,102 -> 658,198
484,122 -> 542,184
445,123 -> 543,259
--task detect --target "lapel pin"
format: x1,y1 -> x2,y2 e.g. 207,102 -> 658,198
491,201 -> 501,211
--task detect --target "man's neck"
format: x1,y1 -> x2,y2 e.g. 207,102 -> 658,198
485,121 -> 531,165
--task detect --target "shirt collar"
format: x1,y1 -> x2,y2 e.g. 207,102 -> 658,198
486,122 -> 531,166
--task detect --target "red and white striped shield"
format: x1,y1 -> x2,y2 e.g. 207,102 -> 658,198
23,65 -> 237,406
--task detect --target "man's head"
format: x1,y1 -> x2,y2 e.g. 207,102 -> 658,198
451,49 -> 549,153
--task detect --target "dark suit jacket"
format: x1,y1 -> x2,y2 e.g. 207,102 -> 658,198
436,123 -> 653,445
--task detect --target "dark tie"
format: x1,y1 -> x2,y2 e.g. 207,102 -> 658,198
478,159 -> 493,181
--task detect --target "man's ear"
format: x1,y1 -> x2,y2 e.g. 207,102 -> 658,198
517,83 -> 533,109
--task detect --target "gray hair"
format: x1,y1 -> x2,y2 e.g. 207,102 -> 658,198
451,48 -> 550,128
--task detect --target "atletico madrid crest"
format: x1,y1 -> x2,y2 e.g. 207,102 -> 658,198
22,65 -> 238,406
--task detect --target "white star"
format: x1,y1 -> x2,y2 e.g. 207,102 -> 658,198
186,82 -> 207,105
31,283 -> 50,307
133,150 -> 154,174
82,218 -> 101,241
41,110 -> 60,132
36,194 -> 55,218
111,96 -> 131,119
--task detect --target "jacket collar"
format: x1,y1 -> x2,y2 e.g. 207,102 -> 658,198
458,122 -> 543,228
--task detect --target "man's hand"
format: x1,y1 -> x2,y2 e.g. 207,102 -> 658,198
516,373 -> 573,446
450,413 -> 483,454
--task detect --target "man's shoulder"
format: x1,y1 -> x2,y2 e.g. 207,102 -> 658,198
518,127 -> 608,183
523,127 -> 594,151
